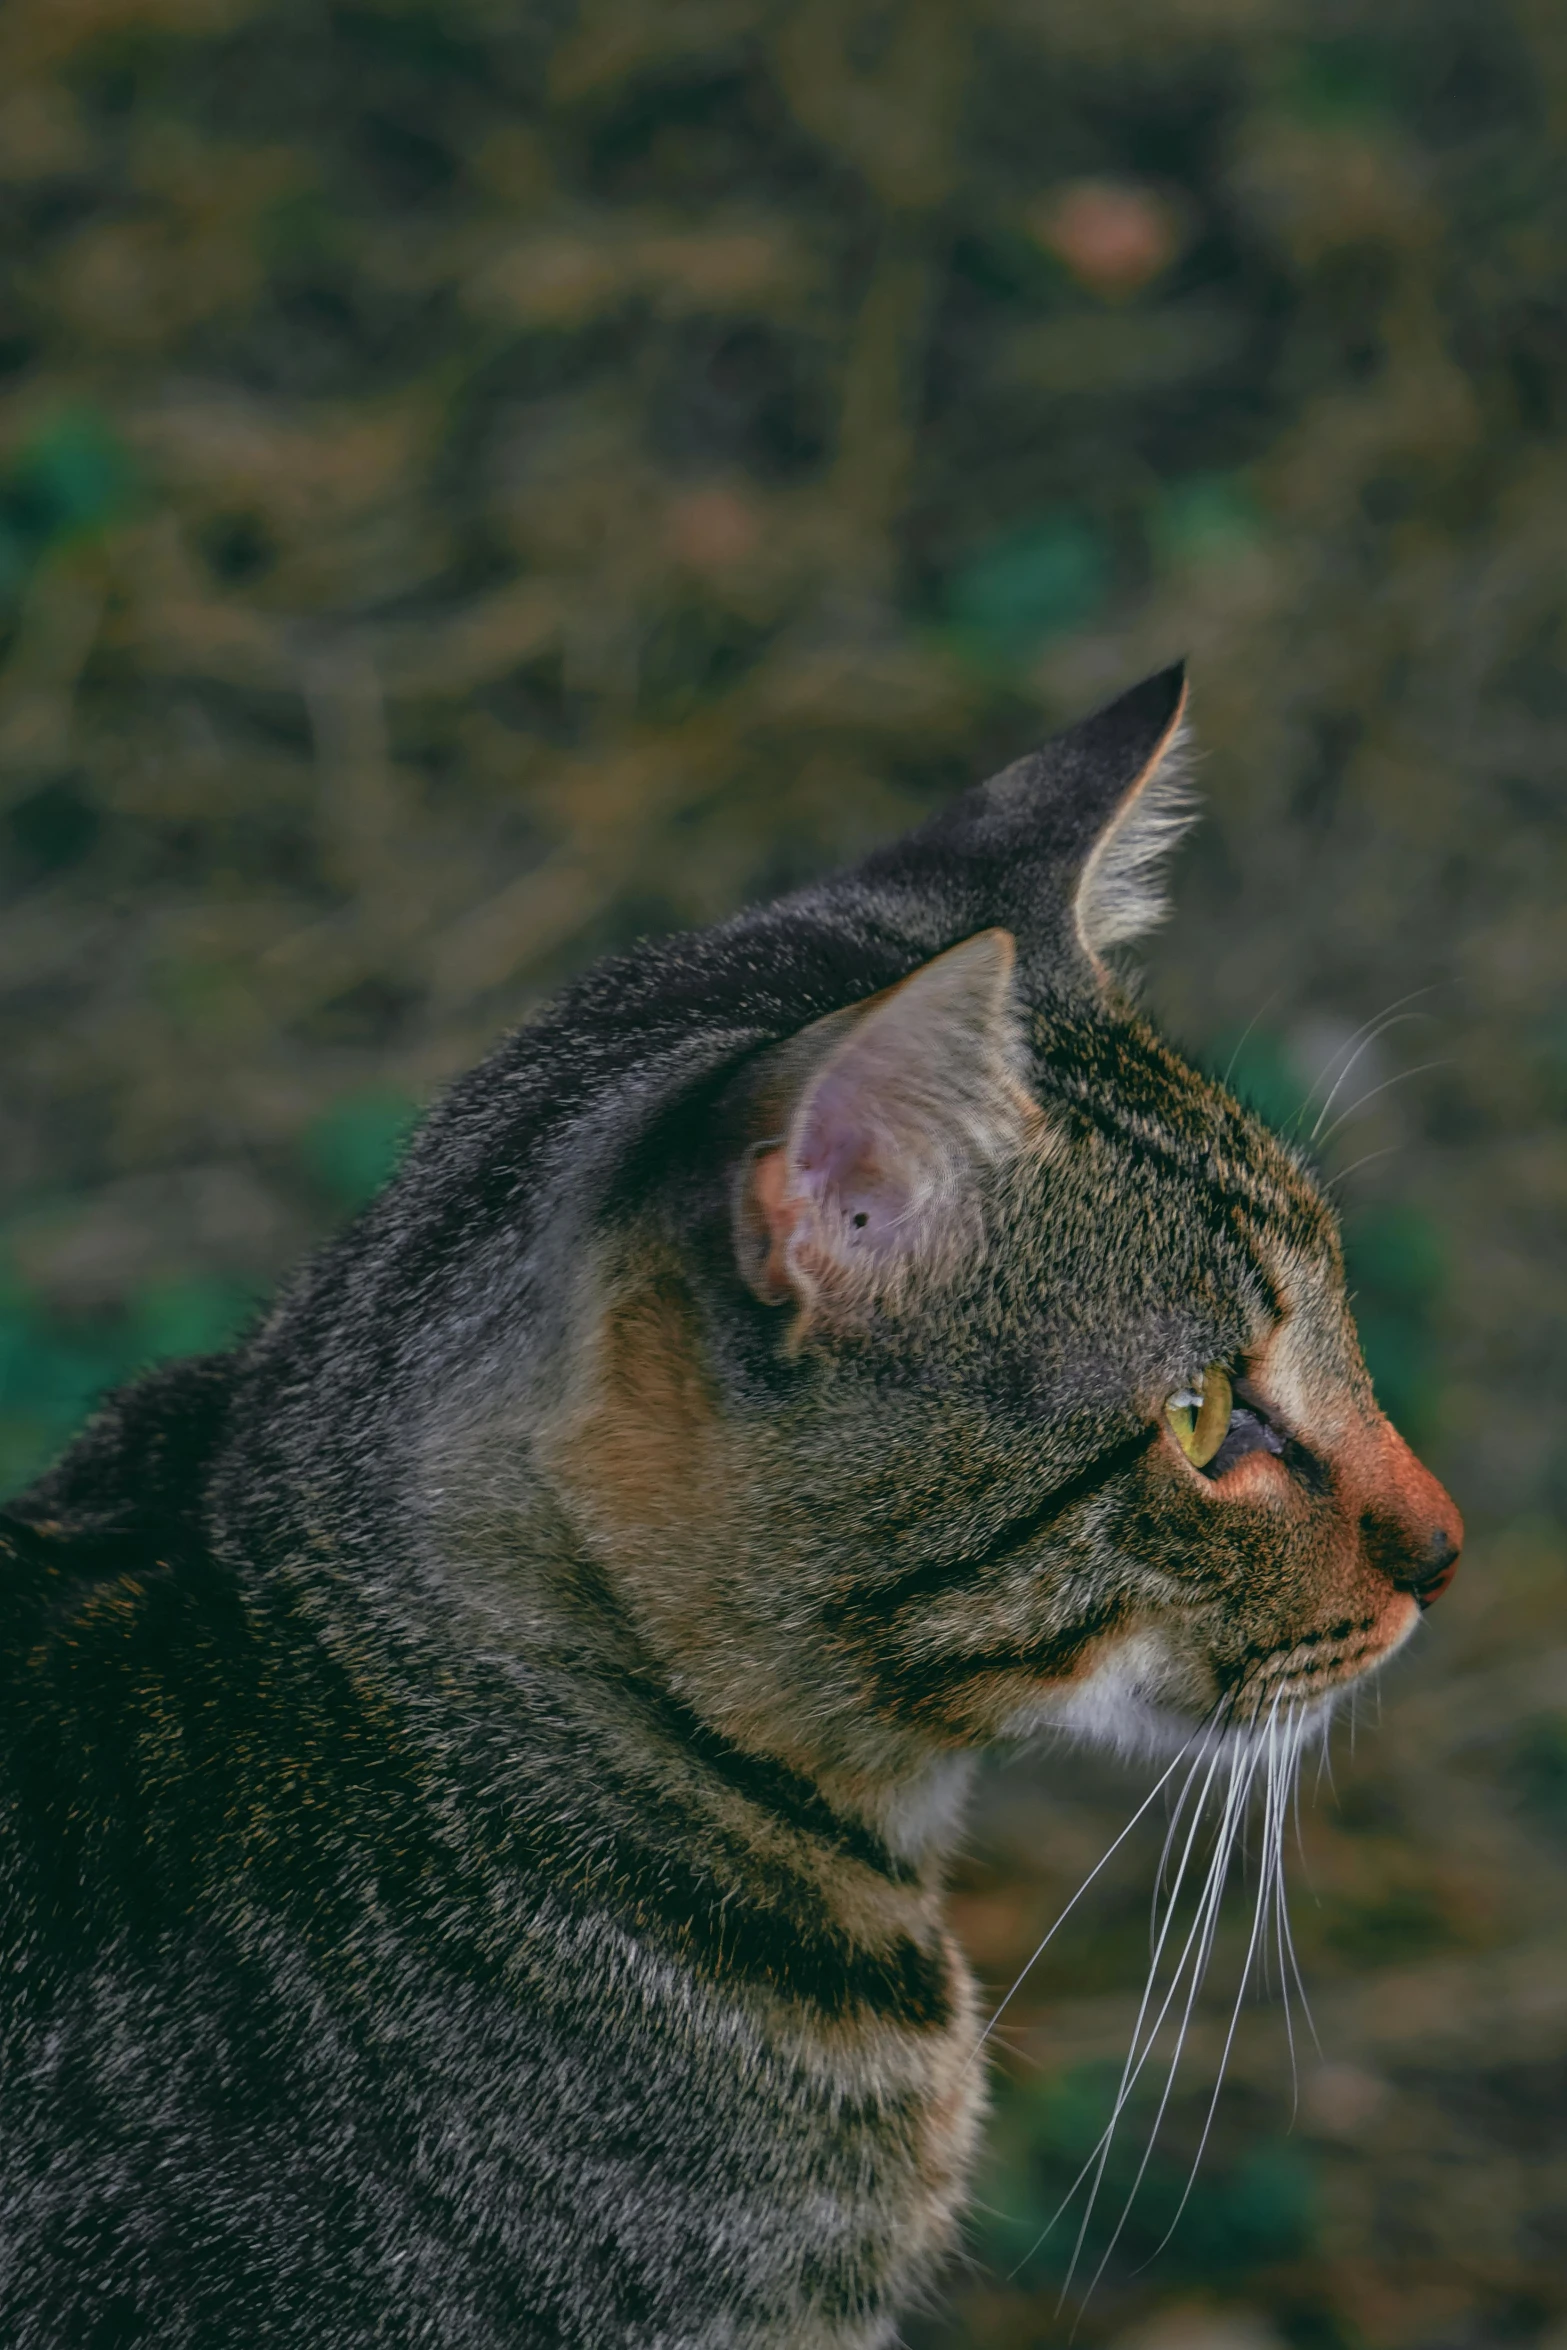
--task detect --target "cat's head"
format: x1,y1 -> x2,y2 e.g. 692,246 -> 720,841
514,664 -> 1462,1808
306,666 -> 1461,1821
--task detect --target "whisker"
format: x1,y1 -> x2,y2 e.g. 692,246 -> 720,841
1074,1732 -> 1266,2303
1312,1059 -> 1452,1156
1011,1690 -> 1342,2311
1302,987 -> 1435,1115
967,1730 -> 1205,2076
1308,1006 -> 1433,1140
1020,1736 -> 1233,2291
1323,1145 -> 1400,1196
1146,1702 -> 1287,2260
1266,1710 -> 1308,2116
1151,1731 -> 1220,1948
1220,989 -> 1285,1089
1276,1831 -> 1320,2059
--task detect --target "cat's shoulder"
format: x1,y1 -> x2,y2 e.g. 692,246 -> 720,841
0,1358 -> 295,1954
1,1352 -> 238,1666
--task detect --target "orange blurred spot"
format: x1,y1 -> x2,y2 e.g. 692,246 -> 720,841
665,484 -> 762,575
1028,179 -> 1185,299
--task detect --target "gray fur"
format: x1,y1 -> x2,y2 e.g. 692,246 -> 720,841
0,666 -> 1460,2347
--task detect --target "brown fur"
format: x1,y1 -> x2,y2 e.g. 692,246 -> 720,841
0,670 -> 1461,2349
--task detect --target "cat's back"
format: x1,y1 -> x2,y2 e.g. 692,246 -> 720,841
0,1358 -> 254,1943
0,1363 -> 498,2346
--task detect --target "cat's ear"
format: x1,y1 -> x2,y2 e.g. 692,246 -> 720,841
1069,683 -> 1195,967
841,663 -> 1194,996
735,929 -> 1040,1318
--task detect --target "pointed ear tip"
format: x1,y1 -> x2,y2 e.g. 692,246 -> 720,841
1055,660 -> 1190,779
1124,658 -> 1189,729
942,926 -> 1018,986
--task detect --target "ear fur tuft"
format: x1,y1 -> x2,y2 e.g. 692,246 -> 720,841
1073,718 -> 1197,959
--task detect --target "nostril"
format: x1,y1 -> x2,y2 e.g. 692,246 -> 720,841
1402,1526 -> 1461,1609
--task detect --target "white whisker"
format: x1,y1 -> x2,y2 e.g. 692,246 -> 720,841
1151,1729 -> 1221,1947
1308,1006 -> 1432,1140
1220,990 -> 1285,1090
1323,1145 -> 1401,1195
1146,1706 -> 1287,2261
1312,1059 -> 1452,1156
967,1729 -> 1206,2076
1002,1687 -> 1333,2311
1302,988 -> 1435,1116
1017,1734 -> 1233,2289
1072,1730 -> 1266,2304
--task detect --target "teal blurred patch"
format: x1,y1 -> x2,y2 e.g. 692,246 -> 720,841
0,1259 -> 254,1500
0,407 -> 134,608
977,2060 -> 1316,2292
1150,474 -> 1263,573
0,1282 -> 120,1496
945,514 -> 1112,665
298,1089 -> 420,1209
1341,1204 -> 1445,1443
1282,38 -> 1399,126
128,1278 -> 256,1363
1213,1029 -> 1312,1135
0,1085 -> 421,1499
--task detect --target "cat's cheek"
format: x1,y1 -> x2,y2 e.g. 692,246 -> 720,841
1201,1449 -> 1294,1506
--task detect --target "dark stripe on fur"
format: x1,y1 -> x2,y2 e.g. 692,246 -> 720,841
0,1518 -> 948,2036
631,1676 -> 921,1886
885,1604 -> 1130,1706
825,1425 -> 1156,1634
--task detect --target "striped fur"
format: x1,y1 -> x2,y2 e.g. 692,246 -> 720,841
0,667 -> 1459,2346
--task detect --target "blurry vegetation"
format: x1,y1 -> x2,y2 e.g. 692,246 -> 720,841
1,0 -> 1565,2342
979,2064 -> 1317,2293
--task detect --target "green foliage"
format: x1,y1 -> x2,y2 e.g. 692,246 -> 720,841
1150,475 -> 1264,574
297,1091 -> 420,1210
0,1257 -> 255,1498
0,1081 -> 416,1495
0,408 -> 134,604
945,515 -> 1112,666
1215,1030 -> 1314,1136
1323,1881 -> 1454,1965
1341,1204 -> 1446,1443
978,2062 -> 1316,2294
1282,38 -> 1400,126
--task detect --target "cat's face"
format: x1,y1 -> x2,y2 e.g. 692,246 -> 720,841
543,668 -> 1460,1807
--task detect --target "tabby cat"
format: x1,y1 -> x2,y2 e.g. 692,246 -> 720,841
0,664 -> 1460,2348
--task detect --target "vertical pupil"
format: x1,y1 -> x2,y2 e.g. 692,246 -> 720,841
1166,1366 -> 1233,1468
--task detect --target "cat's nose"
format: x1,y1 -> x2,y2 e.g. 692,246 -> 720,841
1392,1521 -> 1461,1608
1355,1412 -> 1463,1607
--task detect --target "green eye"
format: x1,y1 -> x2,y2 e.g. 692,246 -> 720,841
1165,1364 -> 1233,1469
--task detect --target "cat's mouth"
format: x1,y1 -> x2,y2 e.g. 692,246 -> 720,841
1230,1610 -> 1410,1720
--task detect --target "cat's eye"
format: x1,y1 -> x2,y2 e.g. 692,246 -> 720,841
1165,1364 -> 1233,1469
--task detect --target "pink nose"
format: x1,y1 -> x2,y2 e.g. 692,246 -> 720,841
1355,1414 -> 1463,1609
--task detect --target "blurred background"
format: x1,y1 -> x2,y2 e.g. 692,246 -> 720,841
1,0 -> 1564,2342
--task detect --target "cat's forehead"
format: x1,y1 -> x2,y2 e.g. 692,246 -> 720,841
1029,1006 -> 1329,1231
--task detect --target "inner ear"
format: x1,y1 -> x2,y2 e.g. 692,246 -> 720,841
1072,692 -> 1194,971
734,929 -> 1041,1319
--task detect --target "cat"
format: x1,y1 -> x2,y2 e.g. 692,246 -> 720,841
0,662 -> 1461,2349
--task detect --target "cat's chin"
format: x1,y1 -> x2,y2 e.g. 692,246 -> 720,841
1000,1626 -> 1343,1768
